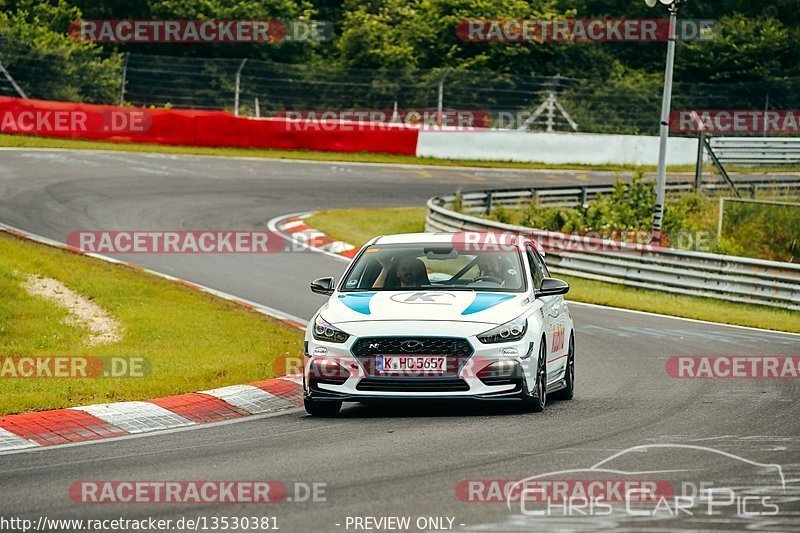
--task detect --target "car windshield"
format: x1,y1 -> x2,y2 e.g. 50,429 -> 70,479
340,244 -> 525,292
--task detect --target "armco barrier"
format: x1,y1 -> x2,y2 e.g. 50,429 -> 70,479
0,96 -> 419,155
426,185 -> 800,310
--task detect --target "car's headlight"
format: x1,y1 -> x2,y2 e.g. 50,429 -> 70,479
312,315 -> 350,344
477,316 -> 527,344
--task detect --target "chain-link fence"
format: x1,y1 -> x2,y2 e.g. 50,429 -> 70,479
2,40 -> 799,135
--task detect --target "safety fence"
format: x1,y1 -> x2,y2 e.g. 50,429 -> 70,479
2,41 -> 800,136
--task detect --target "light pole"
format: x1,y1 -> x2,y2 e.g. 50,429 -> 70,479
645,0 -> 686,245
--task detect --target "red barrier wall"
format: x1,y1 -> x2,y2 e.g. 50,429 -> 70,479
0,97 -> 419,155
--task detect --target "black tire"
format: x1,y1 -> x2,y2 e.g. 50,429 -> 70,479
304,398 -> 342,416
551,334 -> 574,401
521,341 -> 547,413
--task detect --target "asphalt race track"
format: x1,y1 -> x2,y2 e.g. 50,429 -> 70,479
1,149 -> 798,531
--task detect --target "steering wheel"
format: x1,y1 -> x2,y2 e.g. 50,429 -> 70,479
473,275 -> 503,284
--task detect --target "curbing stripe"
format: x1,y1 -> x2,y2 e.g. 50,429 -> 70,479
199,384 -> 295,414
252,379 -> 304,406
0,409 -> 127,446
149,393 -> 249,424
276,214 -> 359,261
0,428 -> 38,451
72,402 -> 194,434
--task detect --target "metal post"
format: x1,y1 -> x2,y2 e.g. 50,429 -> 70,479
234,58 -> 247,117
437,70 -> 450,127
694,131 -> 705,191
717,197 -> 724,238
651,5 -> 679,245
118,52 -> 129,106
254,97 -> 260,118
545,93 -> 556,133
0,59 -> 26,98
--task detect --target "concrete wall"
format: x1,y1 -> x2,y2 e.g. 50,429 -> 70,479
416,130 -> 698,166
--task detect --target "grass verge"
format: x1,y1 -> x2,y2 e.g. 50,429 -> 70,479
0,133 -> 696,172
304,207 -> 799,334
0,232 -> 303,415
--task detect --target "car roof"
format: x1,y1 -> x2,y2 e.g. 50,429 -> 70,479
370,232 -> 529,248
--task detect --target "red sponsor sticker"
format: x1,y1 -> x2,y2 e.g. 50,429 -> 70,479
666,356 -> 800,379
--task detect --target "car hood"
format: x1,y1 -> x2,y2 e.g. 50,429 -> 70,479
320,290 -> 531,326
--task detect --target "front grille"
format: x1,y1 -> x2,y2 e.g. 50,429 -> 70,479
351,337 -> 474,378
351,337 -> 473,357
356,378 -> 470,393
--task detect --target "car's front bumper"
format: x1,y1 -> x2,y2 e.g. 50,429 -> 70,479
303,331 -> 536,402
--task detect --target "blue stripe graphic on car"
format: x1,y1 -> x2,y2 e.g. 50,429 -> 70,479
337,292 -> 376,315
461,293 -> 515,315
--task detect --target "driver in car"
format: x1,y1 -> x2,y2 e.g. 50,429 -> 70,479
476,253 -> 508,287
374,255 -> 430,288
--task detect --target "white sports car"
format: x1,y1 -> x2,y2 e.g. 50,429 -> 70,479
303,232 -> 575,416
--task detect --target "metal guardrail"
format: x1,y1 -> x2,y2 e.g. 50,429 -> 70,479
710,137 -> 800,166
455,179 -> 800,213
426,182 -> 800,310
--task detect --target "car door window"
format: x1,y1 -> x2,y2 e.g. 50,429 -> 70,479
526,247 -> 545,289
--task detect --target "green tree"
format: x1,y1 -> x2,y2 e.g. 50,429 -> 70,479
0,0 -> 122,103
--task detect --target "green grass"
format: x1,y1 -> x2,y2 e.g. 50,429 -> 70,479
305,207 -> 427,245
304,207 -> 800,334
0,232 -> 303,415
0,133 -> 692,172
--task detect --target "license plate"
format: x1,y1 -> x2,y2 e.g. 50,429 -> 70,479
375,355 -> 447,375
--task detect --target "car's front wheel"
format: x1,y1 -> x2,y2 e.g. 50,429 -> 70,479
521,341 -> 547,413
304,398 -> 342,417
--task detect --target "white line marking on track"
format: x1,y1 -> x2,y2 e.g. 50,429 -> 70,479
571,301 -> 800,338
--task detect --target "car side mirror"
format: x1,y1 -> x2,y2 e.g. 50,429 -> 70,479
536,277 -> 570,297
310,276 -> 335,296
